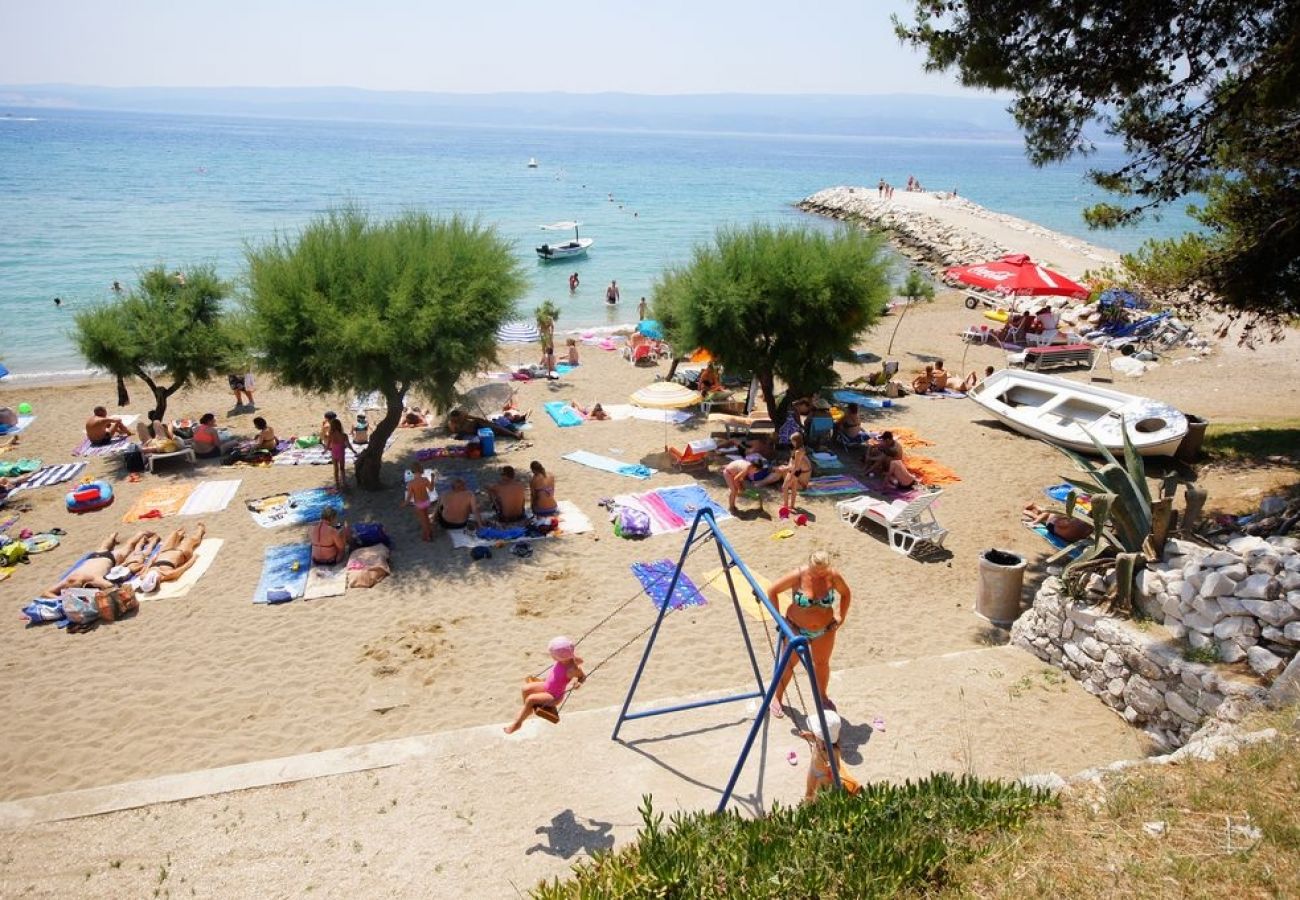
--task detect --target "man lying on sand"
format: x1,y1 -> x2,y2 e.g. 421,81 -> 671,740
1023,504 -> 1093,541
85,406 -> 132,445
42,531 -> 157,596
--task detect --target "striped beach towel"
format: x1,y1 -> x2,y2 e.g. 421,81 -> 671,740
803,474 -> 869,497
10,462 -> 88,494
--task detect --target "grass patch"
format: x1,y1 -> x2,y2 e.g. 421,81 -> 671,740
533,774 -> 1051,898
1203,419 -> 1300,464
937,711 -> 1300,898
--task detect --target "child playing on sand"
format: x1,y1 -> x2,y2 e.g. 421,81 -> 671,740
404,461 -> 436,542
722,454 -> 762,513
504,636 -> 585,734
326,416 -> 354,491
352,413 -> 369,445
566,338 -> 580,366
798,711 -> 861,800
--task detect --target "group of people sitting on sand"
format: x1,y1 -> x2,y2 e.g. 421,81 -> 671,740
910,361 -> 993,396
42,525 -> 207,597
402,460 -> 562,542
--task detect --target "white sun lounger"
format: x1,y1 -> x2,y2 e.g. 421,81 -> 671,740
146,446 -> 197,473
836,490 -> 948,555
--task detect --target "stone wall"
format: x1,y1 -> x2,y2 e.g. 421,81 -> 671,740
1011,577 -> 1268,750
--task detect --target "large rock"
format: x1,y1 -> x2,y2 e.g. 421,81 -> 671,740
1124,676 -> 1165,716
1191,596 -> 1225,622
1161,594 -> 1184,620
1235,574 -> 1279,601
1252,556 -> 1283,577
1184,567 -> 1206,591
1188,629 -> 1213,650
1201,571 -> 1237,597
1136,569 -> 1163,597
1285,621 -> 1300,642
1242,598 -> 1290,627
1217,640 -> 1247,663
1080,637 -> 1107,661
1268,536 -> 1300,552
1182,611 -> 1216,633
1165,690 -> 1201,724
1213,616 -> 1261,640
1179,581 -> 1197,605
1203,550 -> 1241,568
1247,646 -> 1286,677
1218,563 -> 1249,581
1280,572 -> 1300,592
1268,654 -> 1300,708
1228,535 -> 1269,554
1218,595 -> 1248,617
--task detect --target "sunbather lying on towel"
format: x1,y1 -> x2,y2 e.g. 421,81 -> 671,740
447,409 -> 522,440
1022,504 -> 1093,541
138,523 -> 207,590
0,471 -> 34,504
42,531 -> 157,596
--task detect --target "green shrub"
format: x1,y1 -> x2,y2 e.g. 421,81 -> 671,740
533,773 -> 1052,898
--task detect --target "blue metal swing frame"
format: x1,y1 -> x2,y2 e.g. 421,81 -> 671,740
611,508 -> 841,812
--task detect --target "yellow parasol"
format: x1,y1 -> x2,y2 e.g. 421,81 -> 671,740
629,380 -> 701,445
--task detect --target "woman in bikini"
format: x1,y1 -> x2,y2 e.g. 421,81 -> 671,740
139,524 -> 206,590
309,509 -> 349,565
780,432 -> 812,512
529,460 -> 560,517
766,550 -> 852,718
42,531 -> 157,597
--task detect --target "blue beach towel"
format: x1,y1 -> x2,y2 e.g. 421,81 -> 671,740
251,543 -> 314,604
1031,524 -> 1084,559
246,487 -> 345,529
631,559 -> 707,611
544,401 -> 585,427
562,450 -> 656,479
653,484 -> 731,524
830,390 -> 893,410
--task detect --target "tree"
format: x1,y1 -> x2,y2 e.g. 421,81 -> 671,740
73,264 -> 241,420
244,210 -> 526,490
885,268 -> 936,355
895,2 -> 1300,331
654,224 -> 891,423
535,299 -> 560,347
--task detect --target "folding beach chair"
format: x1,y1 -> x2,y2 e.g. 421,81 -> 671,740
666,439 -> 713,471
804,414 -> 835,450
836,490 -> 948,556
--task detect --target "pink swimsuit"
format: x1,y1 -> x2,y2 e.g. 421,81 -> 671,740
542,660 -> 570,699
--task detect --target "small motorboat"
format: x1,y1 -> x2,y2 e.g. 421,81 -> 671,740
536,221 -> 593,261
967,369 -> 1189,457
527,157 -> 539,168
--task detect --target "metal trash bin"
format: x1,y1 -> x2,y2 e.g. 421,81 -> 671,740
1174,414 -> 1208,464
976,549 -> 1027,626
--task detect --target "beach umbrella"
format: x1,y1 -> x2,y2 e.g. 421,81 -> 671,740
945,253 -> 1089,299
630,380 -> 700,445
636,319 -> 665,340
496,321 -> 541,343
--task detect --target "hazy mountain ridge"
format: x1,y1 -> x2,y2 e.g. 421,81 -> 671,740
0,84 -> 1017,138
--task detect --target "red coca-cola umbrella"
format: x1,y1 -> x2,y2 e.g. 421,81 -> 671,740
945,253 -> 1089,299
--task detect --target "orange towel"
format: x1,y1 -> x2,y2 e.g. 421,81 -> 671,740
122,483 -> 197,523
903,455 -> 962,486
888,427 -> 935,449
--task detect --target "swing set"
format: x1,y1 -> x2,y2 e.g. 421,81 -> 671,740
529,507 -> 843,813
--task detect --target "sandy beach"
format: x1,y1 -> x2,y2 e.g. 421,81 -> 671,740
2,198 -> 1298,895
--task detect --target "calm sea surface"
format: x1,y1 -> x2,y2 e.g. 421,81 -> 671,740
0,109 -> 1194,377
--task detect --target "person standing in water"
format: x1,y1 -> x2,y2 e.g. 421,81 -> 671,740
569,272 -> 579,293
637,297 -> 648,321
605,280 -> 620,305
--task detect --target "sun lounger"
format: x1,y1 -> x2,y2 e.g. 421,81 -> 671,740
836,490 -> 948,555
707,412 -> 774,437
1019,343 -> 1095,371
146,445 -> 196,473
667,443 -> 710,471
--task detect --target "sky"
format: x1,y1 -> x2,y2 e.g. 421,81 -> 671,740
0,0 -> 971,95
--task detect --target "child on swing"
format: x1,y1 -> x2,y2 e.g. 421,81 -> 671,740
504,636 -> 585,734
798,710 -> 862,800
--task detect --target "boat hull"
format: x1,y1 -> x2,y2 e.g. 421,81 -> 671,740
535,238 -> 593,261
968,369 -> 1189,457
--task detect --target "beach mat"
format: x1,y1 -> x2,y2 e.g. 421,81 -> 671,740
631,559 -> 707,611
803,474 -> 869,497
246,487 -> 344,529
72,436 -> 133,457
9,461 -> 87,494
152,538 -> 223,600
888,427 -> 935,449
701,566 -> 779,622
178,479 -> 242,516
830,390 -> 894,410
0,416 -> 37,436
0,458 -> 41,477
543,401 -> 584,427
1030,523 -> 1084,559
303,558 -> 349,599
653,484 -> 732,526
251,543 -> 313,604
600,404 -> 693,425
122,483 -> 197,523
447,500 -> 593,549
920,389 -> 968,400
904,456 -> 962,486
1044,483 -> 1092,512
562,450 -> 656,479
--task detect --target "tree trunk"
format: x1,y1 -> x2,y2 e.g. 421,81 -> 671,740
115,375 -> 130,408
354,384 -> 406,491
885,298 -> 911,355
757,370 -> 779,425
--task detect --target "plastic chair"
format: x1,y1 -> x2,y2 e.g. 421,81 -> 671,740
836,490 -> 948,555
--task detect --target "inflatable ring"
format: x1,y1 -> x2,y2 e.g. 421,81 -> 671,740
66,480 -> 114,513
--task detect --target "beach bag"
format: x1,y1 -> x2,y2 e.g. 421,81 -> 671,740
61,590 -> 100,625
95,583 -> 138,623
614,507 -> 651,539
347,545 -> 391,588
125,446 -> 146,473
352,521 -> 391,548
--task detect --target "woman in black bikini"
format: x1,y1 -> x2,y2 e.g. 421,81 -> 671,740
529,461 -> 560,517
140,523 -> 206,587
765,550 -> 852,719
780,432 -> 812,512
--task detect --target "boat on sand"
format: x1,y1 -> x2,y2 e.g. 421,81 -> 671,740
967,369 -> 1189,457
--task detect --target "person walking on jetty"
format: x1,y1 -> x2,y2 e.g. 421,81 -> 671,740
605,280 -> 620,305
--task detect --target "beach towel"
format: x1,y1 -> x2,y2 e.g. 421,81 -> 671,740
178,479 -> 241,516
829,391 -> 893,410
599,404 -> 694,425
434,470 -> 480,494
653,484 -> 732,526
701,566 -> 778,622
544,401 -> 585,428
903,456 -> 962,486
631,559 -> 707,611
803,474 -> 869,497
920,389 -> 968,400
272,445 -> 357,466
0,416 -> 37,436
1029,523 -> 1085,559
73,436 -> 134,457
1044,483 -> 1092,512
637,492 -> 687,533
251,543 -> 313,603
246,487 -> 344,529
887,427 -> 935,449
447,500 -> 593,549
122,483 -> 197,523
811,451 -> 846,472
9,461 -> 88,494
0,458 -> 41,477
303,558 -> 349,599
562,450 -> 656,479
349,392 -> 382,411
151,538 -> 223,600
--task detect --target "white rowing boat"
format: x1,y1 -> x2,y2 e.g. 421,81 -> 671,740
968,369 -> 1189,457
536,221 -> 592,260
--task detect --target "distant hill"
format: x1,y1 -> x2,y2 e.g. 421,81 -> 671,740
0,84 -> 1017,139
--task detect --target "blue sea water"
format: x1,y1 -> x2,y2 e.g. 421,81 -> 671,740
0,109 -> 1194,378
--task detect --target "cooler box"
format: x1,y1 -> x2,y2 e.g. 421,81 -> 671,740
477,427 -> 495,457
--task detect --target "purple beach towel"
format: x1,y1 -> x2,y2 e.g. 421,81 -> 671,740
631,559 -> 707,611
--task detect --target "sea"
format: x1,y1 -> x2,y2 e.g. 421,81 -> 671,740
0,109 -> 1196,379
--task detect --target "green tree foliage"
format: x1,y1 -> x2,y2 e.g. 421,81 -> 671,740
886,268 -> 937,354
244,210 -> 525,489
895,2 -> 1300,331
534,299 -> 560,348
654,224 -> 890,421
73,264 -> 240,419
